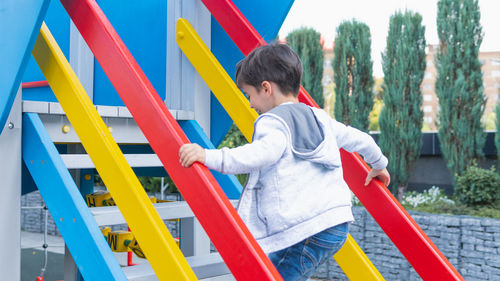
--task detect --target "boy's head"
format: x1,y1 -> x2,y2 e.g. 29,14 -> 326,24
235,43 -> 303,97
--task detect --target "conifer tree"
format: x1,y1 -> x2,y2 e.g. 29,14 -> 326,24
435,0 -> 486,180
287,28 -> 324,107
333,20 -> 374,131
380,11 -> 426,198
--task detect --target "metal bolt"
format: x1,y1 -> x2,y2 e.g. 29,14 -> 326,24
62,125 -> 71,134
7,122 -> 14,129
177,31 -> 184,39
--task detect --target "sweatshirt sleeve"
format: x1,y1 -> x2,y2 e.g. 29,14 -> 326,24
330,119 -> 388,170
204,116 -> 287,174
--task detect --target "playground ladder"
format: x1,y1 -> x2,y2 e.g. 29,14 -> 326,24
27,21 -> 245,280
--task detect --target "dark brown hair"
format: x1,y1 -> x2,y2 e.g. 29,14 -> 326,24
235,42 -> 303,96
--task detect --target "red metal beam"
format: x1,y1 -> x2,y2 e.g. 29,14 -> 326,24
22,80 -> 49,89
59,0 -> 282,280
201,0 -> 464,280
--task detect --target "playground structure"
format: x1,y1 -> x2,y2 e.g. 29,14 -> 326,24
1,0 -> 465,280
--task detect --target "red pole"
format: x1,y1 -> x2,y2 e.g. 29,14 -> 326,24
127,227 -> 137,266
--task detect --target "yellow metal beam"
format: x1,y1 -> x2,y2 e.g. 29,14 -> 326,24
176,18 -> 384,281
334,234 -> 385,280
32,23 -> 197,281
176,18 -> 258,141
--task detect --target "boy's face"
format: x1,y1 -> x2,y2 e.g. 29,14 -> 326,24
241,83 -> 272,114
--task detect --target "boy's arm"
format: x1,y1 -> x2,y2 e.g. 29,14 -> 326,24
180,117 -> 287,174
330,118 -> 390,186
331,119 -> 388,170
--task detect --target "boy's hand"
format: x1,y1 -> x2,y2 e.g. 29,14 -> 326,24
364,168 -> 390,186
179,143 -> 205,167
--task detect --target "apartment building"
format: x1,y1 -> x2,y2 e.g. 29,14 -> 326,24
421,45 -> 500,131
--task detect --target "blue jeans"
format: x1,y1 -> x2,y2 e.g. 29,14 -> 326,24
268,223 -> 349,281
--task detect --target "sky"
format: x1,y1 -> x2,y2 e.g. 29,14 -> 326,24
278,0 -> 500,77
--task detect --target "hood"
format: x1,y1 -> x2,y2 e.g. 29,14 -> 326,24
265,103 -> 340,169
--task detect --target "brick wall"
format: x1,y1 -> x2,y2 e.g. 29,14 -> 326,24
313,207 -> 500,281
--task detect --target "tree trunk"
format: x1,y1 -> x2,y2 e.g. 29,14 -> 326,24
397,183 -> 407,202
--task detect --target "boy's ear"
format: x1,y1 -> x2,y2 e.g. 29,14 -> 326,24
261,81 -> 272,96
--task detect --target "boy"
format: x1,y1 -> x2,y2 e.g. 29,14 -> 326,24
179,43 -> 390,281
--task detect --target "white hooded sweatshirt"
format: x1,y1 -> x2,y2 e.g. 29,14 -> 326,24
204,103 -> 387,253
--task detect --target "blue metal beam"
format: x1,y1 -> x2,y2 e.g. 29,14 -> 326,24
23,113 -> 126,281
0,0 -> 50,134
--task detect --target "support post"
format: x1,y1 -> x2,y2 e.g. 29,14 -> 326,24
180,217 -> 211,257
0,87 -> 22,280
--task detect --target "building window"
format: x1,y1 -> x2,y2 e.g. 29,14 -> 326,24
423,84 -> 432,91
424,72 -> 433,79
491,59 -> 500,66
423,105 -> 433,113
427,60 -> 433,67
492,70 -> 500,77
423,94 -> 432,101
424,116 -> 433,123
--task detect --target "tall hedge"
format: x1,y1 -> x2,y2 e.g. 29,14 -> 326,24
380,11 -> 426,198
435,0 -> 486,180
287,27 -> 324,107
333,20 -> 374,131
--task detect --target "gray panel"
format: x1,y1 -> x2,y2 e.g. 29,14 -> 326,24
180,0 -> 196,112
64,244 -> 79,281
61,154 -> 162,169
35,114 -> 149,144
180,217 -> 211,257
166,0 -> 211,138
193,0 -> 211,137
166,0 -> 182,110
0,87 -> 21,280
123,253 -> 231,281
90,200 -> 238,226
69,21 -> 94,101
22,101 -> 49,114
23,104 -> 194,143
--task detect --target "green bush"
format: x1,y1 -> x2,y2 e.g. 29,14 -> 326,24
455,164 -> 500,206
219,124 -> 248,185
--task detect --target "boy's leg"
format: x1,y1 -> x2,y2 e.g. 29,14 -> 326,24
268,223 -> 349,281
269,241 -> 309,281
